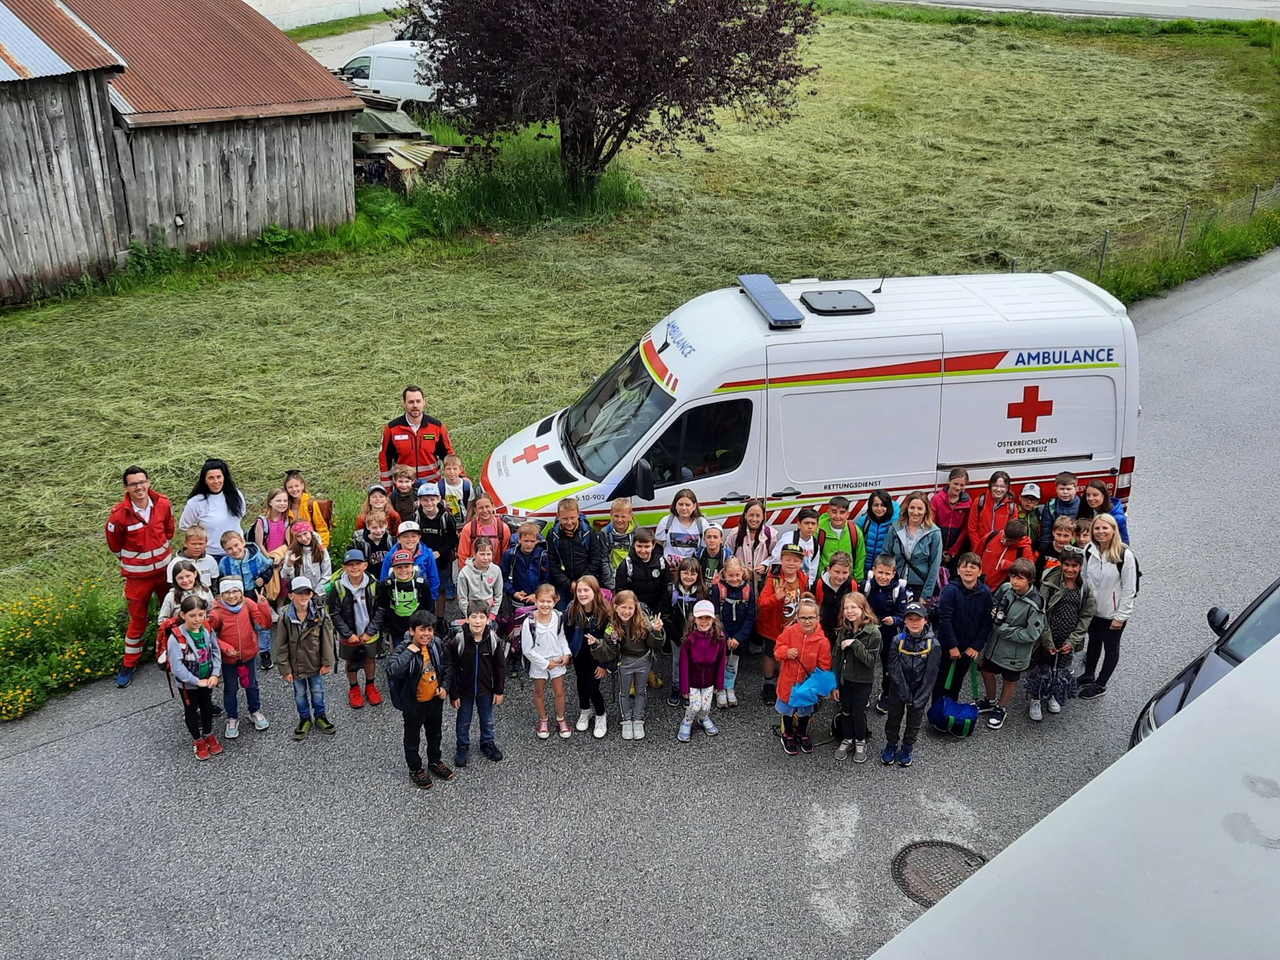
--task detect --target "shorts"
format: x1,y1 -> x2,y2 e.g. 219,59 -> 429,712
339,640 -> 379,667
758,636 -> 777,659
527,662 -> 568,682
980,658 -> 1021,683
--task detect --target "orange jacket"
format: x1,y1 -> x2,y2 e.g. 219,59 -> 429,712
105,493 -> 175,580
980,534 -> 1036,590
379,414 -> 455,485
208,597 -> 274,664
457,516 -> 512,565
755,571 -> 808,641
287,493 -> 331,548
966,492 -> 1020,554
773,622 -> 832,704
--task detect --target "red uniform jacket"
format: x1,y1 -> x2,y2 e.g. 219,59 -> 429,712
379,415 -> 455,485
105,493 -> 175,580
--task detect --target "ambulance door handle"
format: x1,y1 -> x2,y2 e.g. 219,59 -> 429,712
771,486 -> 800,498
722,492 -> 749,503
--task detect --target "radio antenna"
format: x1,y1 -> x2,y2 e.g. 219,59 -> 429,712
872,270 -> 888,295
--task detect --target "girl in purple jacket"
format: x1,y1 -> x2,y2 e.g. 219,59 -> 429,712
678,600 -> 728,742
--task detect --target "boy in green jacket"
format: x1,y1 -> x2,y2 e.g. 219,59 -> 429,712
977,558 -> 1046,731
817,496 -> 866,579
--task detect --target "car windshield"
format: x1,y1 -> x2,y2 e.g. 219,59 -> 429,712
563,345 -> 675,481
1222,583 -> 1280,662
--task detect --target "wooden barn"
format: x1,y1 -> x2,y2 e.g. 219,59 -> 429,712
0,0 -> 364,304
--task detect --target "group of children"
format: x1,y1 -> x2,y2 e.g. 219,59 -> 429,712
153,465 -> 1138,786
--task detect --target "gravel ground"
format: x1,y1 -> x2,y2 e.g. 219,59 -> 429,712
3,250 -> 1279,960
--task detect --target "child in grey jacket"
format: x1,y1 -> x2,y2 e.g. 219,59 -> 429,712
456,538 -> 504,619
978,558 -> 1047,730
167,595 -> 224,761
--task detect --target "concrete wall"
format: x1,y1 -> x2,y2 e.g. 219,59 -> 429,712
244,0 -> 385,29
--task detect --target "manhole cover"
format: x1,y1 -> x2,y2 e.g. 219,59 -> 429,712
891,841 -> 988,907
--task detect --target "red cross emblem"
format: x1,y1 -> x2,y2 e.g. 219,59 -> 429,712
1007,385 -> 1054,433
513,443 -> 550,464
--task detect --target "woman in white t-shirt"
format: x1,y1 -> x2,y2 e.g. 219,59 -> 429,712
654,487 -> 706,569
179,458 -> 247,560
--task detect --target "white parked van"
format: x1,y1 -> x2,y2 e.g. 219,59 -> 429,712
338,41 -> 439,108
482,272 -> 1139,534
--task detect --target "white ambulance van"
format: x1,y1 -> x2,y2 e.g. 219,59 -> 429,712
481,272 -> 1139,534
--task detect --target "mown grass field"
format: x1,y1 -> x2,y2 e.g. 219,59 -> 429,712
3,9 -> 1279,580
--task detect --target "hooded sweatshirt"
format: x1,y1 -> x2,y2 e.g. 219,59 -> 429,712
168,624 -> 223,690
831,619 -> 881,685
983,582 -> 1047,671
1083,542 -> 1139,622
887,625 -> 941,709
521,611 -> 571,674
856,499 -> 901,578
448,624 -> 507,699
980,533 -> 1036,590
774,623 -> 832,705
679,627 -> 728,695
272,598 -> 336,679
457,557 -> 504,616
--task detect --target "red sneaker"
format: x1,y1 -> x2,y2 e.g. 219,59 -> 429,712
364,682 -> 383,706
349,684 -> 365,709
193,738 -> 211,761
205,734 -> 223,756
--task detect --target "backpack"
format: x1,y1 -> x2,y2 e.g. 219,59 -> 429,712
927,661 -> 982,738
1119,547 -> 1143,596
715,581 -> 752,605
437,478 -> 473,520
522,610 -> 563,651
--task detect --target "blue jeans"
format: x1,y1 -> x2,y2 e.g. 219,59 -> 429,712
292,675 -> 326,720
256,626 -> 272,654
455,694 -> 495,749
223,657 -> 262,719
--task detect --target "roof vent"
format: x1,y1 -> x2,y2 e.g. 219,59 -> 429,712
738,274 -> 804,329
800,289 -> 876,316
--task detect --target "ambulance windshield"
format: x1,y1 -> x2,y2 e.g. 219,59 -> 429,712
564,345 -> 674,480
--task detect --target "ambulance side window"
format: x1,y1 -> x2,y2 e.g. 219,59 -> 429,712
643,399 -> 752,488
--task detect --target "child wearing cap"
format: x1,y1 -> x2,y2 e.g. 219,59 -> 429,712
378,520 -> 441,602
977,558 -> 1047,730
281,521 -> 333,595
1018,483 -> 1043,552
379,549 -> 435,649
882,601 -> 941,768
386,610 -> 454,789
352,510 -> 396,582
357,483 -> 402,536
389,464 -> 418,525
272,577 -> 338,740
694,524 -> 732,589
756,543 -> 808,705
457,537 -> 504,620
208,577 -> 273,738
415,484 -> 459,618
329,549 -> 385,709
678,600 -> 727,742
773,508 -> 821,582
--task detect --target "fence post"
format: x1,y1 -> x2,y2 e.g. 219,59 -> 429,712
1011,258 -> 1017,273
1176,204 -> 1191,252
1251,184 -> 1260,218
1097,230 -> 1110,282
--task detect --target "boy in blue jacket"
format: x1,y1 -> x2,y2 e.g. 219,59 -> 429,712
864,553 -> 909,714
502,522 -> 549,607
1037,472 -> 1081,553
933,552 -> 992,703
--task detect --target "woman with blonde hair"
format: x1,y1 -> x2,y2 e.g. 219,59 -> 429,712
888,491 -> 944,602
1079,514 -> 1139,700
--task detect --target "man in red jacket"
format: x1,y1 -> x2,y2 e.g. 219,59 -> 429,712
104,465 -> 175,687
379,385 -> 456,487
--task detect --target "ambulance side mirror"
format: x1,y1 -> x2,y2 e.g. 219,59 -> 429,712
633,458 -> 655,502
1207,606 -> 1231,638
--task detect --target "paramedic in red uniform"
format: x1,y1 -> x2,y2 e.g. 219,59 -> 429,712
104,465 -> 175,688
379,385 -> 456,487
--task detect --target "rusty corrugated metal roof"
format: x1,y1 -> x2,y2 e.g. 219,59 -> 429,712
57,0 -> 362,124
0,0 -> 122,82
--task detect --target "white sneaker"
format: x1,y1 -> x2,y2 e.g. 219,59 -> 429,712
225,718 -> 239,739
1029,699 -> 1043,722
251,711 -> 269,731
1047,697 -> 1062,714
716,690 -> 728,708
634,720 -> 646,740
593,714 -> 608,739
726,688 -> 738,708
575,709 -> 591,732
622,720 -> 634,741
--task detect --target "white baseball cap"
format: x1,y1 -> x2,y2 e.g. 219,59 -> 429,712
693,600 -> 716,618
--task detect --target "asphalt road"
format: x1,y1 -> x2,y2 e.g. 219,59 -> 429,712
3,251 -> 1279,959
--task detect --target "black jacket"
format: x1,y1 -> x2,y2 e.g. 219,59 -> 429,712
386,636 -> 452,710
326,576 -> 386,643
416,507 -> 459,564
546,521 -> 613,592
614,546 -> 669,618
447,624 -> 508,698
935,579 -> 994,652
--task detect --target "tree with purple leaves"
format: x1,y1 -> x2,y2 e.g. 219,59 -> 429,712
402,0 -> 820,191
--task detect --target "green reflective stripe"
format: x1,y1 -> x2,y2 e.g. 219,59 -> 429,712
510,483 -> 593,513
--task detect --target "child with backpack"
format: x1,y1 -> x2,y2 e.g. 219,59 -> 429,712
856,491 -> 899,580
566,576 -> 612,738
448,600 -> 508,766
1027,545 -> 1095,722
379,549 -> 435,649
352,511 -> 396,586
594,590 -> 665,741
817,496 -> 865,579
273,577 -> 337,741
882,602 -> 940,768
250,490 -> 292,559
864,553 -> 909,715
616,528 -> 670,692
601,497 -> 636,573
158,560 -> 214,626
456,496 -> 512,566
978,559 -> 1047,730
438,454 -> 473,524
694,524 -> 732,588
756,543 -> 808,705
1018,482 -> 1043,551
713,558 -> 755,708
389,464 -> 418,524
1036,516 -> 1078,582
208,578 -> 272,739
504,522 -> 550,606
281,521 -> 333,595
667,557 -> 708,707
415,486 -> 458,618
774,596 -> 832,756
329,549 -> 385,709
386,610 -> 454,789
457,537 -> 504,620
979,517 -> 1036,591
966,471 -> 1019,555
655,488 -> 706,566
726,498 -> 776,592
933,552 -> 991,705
678,600 -> 727,742
831,592 -> 880,763
218,529 -> 275,671
931,468 -> 972,572
813,551 -> 855,637
773,507 -> 821,582
167,595 -> 224,761
522,584 -> 574,740
283,470 -> 331,549
1037,472 -> 1082,554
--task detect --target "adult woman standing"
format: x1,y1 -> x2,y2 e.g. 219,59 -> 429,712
1078,479 -> 1130,545
1079,514 -> 1139,700
888,492 -> 943,602
179,459 -> 246,561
